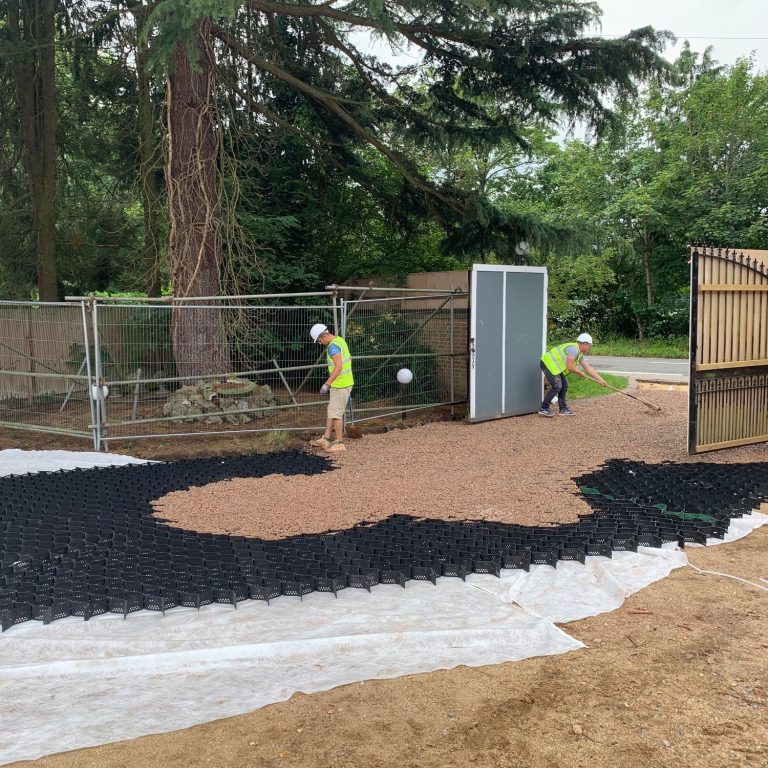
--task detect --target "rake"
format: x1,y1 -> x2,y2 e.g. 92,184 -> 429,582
587,375 -> 663,413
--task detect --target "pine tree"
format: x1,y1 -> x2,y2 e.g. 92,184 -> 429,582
147,0 -> 669,370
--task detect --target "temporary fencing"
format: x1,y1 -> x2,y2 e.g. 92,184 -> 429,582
0,301 -> 95,441
0,288 -> 468,449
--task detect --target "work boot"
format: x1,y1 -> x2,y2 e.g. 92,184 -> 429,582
325,441 -> 347,454
558,407 -> 575,416
310,436 -> 332,449
537,408 -> 554,417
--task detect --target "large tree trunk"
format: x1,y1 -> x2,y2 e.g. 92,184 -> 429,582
166,20 -> 230,378
134,4 -> 162,297
8,0 -> 59,300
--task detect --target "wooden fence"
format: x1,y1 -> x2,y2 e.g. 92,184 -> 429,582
689,245 -> 768,453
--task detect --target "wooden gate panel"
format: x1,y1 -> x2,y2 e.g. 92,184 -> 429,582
689,245 -> 768,453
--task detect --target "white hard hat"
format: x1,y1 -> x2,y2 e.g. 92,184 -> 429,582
577,333 -> 593,344
310,323 -> 328,342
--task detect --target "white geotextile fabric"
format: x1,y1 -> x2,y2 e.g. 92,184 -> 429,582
0,448 -> 148,476
0,449 -> 765,765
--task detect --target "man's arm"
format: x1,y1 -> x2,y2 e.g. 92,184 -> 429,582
325,353 -> 343,387
565,355 -> 588,378
579,359 -> 608,386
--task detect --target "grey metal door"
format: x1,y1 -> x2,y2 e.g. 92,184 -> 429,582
469,265 -> 547,421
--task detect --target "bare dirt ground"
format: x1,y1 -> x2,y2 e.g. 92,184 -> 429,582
5,390 -> 768,768
152,391 -> 767,539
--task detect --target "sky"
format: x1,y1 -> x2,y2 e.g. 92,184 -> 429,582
591,0 -> 768,71
355,0 -> 768,72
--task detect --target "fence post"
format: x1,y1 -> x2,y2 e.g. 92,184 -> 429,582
450,292 -> 455,417
24,306 -> 38,397
91,296 -> 105,451
80,299 -> 99,450
339,297 -> 348,432
687,245 -> 699,455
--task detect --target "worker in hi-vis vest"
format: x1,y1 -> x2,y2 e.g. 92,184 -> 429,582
308,323 -> 354,453
538,332 -> 607,417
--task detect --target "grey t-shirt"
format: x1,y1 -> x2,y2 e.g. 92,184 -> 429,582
564,345 -> 586,364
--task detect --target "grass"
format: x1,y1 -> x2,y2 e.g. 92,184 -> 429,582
594,336 -> 688,358
262,429 -> 292,450
566,373 -> 628,400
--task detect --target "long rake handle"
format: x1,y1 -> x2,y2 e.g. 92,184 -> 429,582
587,375 -> 662,411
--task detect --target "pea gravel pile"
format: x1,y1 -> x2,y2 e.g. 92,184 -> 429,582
152,391 -> 768,539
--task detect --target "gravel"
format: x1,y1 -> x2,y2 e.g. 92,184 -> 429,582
152,391 -> 768,539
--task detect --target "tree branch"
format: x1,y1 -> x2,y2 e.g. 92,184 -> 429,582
247,0 -> 495,48
211,23 -> 459,211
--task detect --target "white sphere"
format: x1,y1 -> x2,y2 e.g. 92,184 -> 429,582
396,368 -> 413,385
91,384 -> 109,399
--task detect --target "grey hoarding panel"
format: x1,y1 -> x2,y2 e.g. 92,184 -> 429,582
469,265 -> 547,421
504,271 -> 547,415
471,270 -> 505,419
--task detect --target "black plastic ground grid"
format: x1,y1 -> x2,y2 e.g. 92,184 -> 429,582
1,453 -> 767,630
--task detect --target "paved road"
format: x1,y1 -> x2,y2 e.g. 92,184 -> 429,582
590,356 -> 688,382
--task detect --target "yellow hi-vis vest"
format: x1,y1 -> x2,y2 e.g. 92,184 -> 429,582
327,336 -> 354,388
541,342 -> 583,376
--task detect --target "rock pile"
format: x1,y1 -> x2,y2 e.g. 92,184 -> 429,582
162,379 -> 278,424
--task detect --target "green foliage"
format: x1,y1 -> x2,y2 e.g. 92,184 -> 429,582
145,0 -> 239,65
0,2 -> 165,299
542,252 -> 616,339
262,429 -> 292,450
155,0 -> 669,279
648,55 -> 768,248
509,48 -> 768,340
345,311 -> 439,404
6,0 -> 764,363
595,336 -> 688,359
1,0 -> 673,302
118,306 -> 175,376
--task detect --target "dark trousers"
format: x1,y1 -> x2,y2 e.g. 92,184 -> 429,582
540,361 -> 568,409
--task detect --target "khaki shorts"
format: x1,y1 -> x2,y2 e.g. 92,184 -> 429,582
327,386 -> 352,420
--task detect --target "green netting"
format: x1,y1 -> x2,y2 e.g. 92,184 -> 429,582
580,487 -> 716,524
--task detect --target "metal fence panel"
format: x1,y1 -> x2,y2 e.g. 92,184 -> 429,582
341,292 -> 468,423
93,299 -> 338,444
0,301 -> 94,439
0,290 -> 468,448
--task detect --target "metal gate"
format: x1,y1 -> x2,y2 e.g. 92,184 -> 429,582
688,244 -> 768,453
468,265 -> 547,421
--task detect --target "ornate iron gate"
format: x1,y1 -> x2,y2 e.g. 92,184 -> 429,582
689,245 -> 768,453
